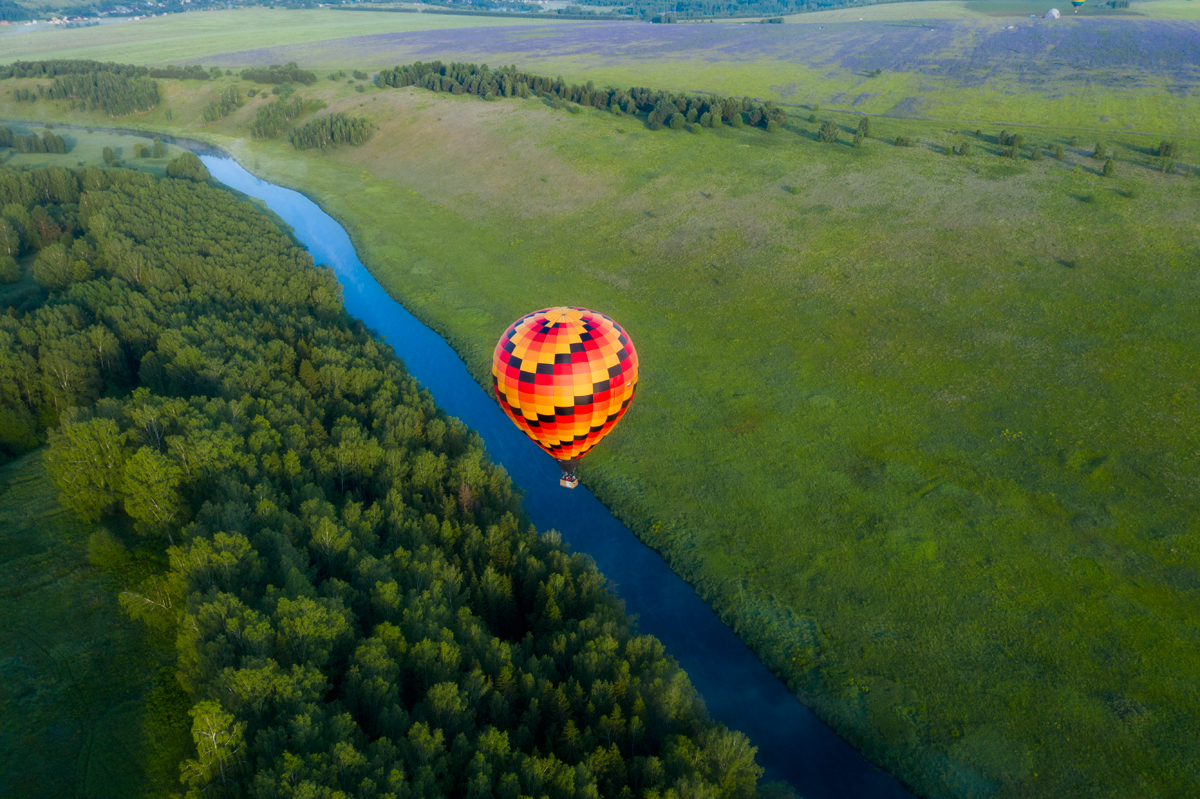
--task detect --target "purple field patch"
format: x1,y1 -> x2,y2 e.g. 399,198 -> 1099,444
208,18 -> 1200,93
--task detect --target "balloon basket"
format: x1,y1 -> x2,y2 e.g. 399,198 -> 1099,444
557,458 -> 580,489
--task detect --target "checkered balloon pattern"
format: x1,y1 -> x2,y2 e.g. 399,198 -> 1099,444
492,307 -> 638,463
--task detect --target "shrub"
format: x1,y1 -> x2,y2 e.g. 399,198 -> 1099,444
699,112 -> 712,127
853,132 -> 864,148
690,122 -> 703,134
1093,141 -> 1107,160
352,70 -> 368,80
1054,144 -> 1064,159
686,108 -> 698,123
895,136 -> 914,147
1030,146 -> 1043,161
669,112 -> 685,129
102,145 -> 115,165
1154,140 -> 1179,158
958,142 -> 972,156
355,85 -> 365,94
766,120 -> 780,133
1103,158 -> 1115,177
812,103 -> 820,111
857,117 -> 870,138
1160,158 -> 1175,174
731,113 -> 744,128
1069,135 -> 1081,146
818,121 -> 838,143
151,137 -> 167,158
808,113 -> 818,123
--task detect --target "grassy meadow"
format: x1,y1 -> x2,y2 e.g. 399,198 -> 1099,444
3,9 -> 1200,798
0,451 -> 191,798
7,70 -> 1198,798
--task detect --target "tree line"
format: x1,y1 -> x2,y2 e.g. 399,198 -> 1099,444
377,61 -> 788,132
240,62 -> 319,86
37,69 -> 160,116
0,126 -> 70,154
251,96 -> 307,139
0,161 -> 771,798
1,59 -> 211,81
288,113 -> 372,150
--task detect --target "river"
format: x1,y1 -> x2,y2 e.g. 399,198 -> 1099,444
179,149 -> 910,799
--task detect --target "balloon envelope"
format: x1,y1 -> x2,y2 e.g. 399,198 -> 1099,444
492,307 -> 638,463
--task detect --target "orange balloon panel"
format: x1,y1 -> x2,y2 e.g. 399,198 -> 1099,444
492,307 -> 638,462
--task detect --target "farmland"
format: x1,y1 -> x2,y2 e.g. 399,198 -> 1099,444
3,5 -> 1200,798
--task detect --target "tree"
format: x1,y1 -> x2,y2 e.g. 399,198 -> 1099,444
45,416 -> 126,522
1103,158 -> 1116,177
818,121 -> 838,143
151,137 -> 167,158
0,217 -> 19,259
180,701 -> 248,797
166,152 -> 210,183
123,446 -> 186,536
102,145 -> 115,165
1093,141 -> 1107,160
1054,144 -> 1064,160
857,117 -> 870,138
31,242 -> 73,290
669,112 -> 685,130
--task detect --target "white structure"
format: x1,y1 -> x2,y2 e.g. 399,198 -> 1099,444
1044,7 -> 1061,18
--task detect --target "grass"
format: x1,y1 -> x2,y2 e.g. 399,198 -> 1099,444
0,451 -> 191,798
2,23 -> 1199,797
0,7 -> 581,65
7,8 -> 1199,137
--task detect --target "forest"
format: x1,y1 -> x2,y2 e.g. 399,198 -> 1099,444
376,62 -> 787,132
289,113 -> 372,150
1,60 -> 162,116
0,161 -> 767,798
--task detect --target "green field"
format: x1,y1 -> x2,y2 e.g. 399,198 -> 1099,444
0,8 -> 578,65
3,9 -> 1200,798
0,451 -> 191,798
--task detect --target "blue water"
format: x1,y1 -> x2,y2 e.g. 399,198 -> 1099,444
199,154 -> 913,799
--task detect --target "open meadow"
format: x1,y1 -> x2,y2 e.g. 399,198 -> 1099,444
3,5 -> 1200,798
0,451 -> 190,799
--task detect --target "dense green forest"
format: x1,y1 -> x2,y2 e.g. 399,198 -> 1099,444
0,161 -> 767,798
377,62 -> 787,132
0,61 -> 162,116
289,113 -> 372,150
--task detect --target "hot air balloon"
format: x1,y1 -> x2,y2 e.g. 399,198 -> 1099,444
492,307 -> 638,488
1071,0 -> 1084,9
